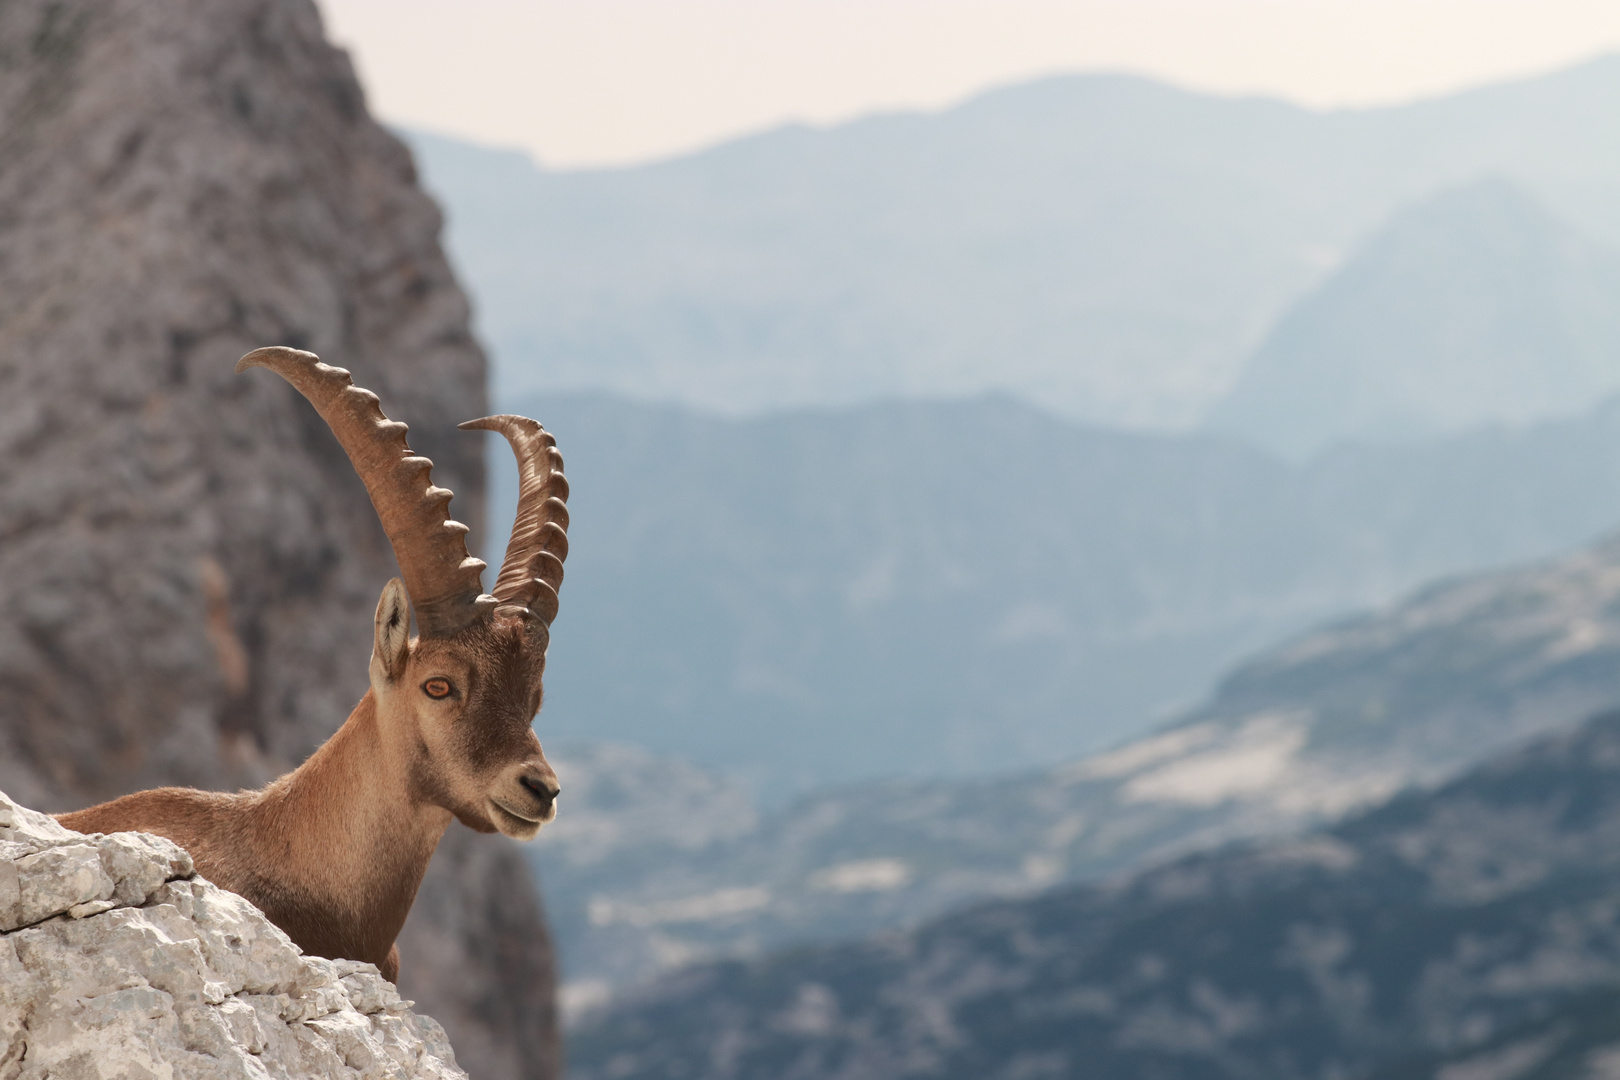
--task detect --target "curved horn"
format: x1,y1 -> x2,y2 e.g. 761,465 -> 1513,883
459,415 -> 569,626
237,347 -> 493,636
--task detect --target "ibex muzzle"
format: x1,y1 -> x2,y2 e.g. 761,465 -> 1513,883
59,347 -> 571,981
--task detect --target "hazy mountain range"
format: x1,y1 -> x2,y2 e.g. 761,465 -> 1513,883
1211,179 -> 1620,458
533,527 -> 1620,1012
402,57 -> 1620,805
407,56 -> 1620,436
491,390 -> 1620,794
415,60 -> 1620,802
400,57 -> 1620,1061
566,707 -> 1620,1080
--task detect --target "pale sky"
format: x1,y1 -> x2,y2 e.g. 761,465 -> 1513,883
317,0 -> 1620,169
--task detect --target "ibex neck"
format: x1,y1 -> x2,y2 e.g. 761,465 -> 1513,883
248,690 -> 451,964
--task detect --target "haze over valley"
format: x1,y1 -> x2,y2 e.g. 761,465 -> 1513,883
490,389 -> 1620,792
401,58 -> 1620,1042
408,59 -> 1620,792
534,524 -> 1620,1013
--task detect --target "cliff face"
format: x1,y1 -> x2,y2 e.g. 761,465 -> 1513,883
0,1 -> 557,1075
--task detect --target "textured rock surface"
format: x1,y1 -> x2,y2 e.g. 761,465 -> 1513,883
0,0 -> 478,801
0,0 -> 558,1074
0,788 -> 465,1079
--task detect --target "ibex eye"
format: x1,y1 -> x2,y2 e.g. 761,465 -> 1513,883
423,678 -> 453,699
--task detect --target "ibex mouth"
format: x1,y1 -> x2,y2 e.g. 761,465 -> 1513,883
489,796 -> 553,834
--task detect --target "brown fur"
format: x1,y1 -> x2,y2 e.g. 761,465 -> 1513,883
57,351 -> 568,984
58,587 -> 560,983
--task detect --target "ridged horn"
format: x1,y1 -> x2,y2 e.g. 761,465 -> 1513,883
237,347 -> 494,636
459,415 -> 569,626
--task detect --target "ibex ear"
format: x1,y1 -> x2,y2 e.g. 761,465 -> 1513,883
372,578 -> 412,683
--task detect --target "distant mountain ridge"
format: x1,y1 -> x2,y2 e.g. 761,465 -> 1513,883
1210,179 -> 1620,458
497,390 -> 1620,793
533,525 -> 1620,1010
566,707 -> 1620,1080
408,55 -> 1620,432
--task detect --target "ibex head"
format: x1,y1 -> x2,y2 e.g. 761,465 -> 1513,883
238,347 -> 568,841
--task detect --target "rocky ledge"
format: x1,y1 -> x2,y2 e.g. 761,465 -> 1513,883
0,790 -> 464,1079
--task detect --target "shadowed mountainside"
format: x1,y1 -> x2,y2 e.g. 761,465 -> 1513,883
567,709 -> 1620,1080
0,1 -> 556,1075
534,527 -> 1620,1009
495,390 -> 1620,792
1366,987 -> 1620,1080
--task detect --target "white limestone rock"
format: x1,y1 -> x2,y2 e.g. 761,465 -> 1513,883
0,789 -> 466,1080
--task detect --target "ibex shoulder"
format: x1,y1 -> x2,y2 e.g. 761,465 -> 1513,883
57,786 -> 254,863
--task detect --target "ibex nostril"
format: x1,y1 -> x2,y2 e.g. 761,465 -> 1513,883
520,774 -> 560,803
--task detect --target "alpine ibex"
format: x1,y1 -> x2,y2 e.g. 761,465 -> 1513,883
58,347 -> 569,982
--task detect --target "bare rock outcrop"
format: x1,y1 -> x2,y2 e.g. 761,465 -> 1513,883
1,789 -> 466,1079
0,1 -> 558,1074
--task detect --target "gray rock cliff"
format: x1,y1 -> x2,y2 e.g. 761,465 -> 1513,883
0,1 -> 558,1075
1,788 -> 466,1079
